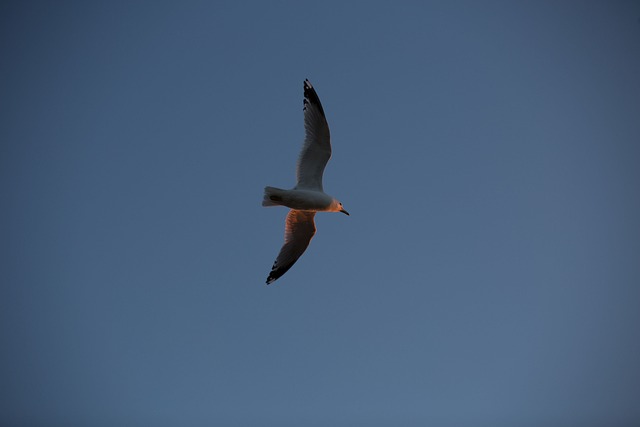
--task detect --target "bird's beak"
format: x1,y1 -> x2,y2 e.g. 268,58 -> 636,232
340,209 -> 350,216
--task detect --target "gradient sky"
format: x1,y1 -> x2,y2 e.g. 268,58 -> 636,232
2,1 -> 640,426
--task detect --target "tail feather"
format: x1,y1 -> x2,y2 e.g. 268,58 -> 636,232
262,186 -> 285,207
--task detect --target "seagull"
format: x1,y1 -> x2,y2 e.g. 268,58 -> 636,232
262,79 -> 349,285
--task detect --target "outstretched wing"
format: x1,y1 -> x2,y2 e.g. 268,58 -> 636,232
295,79 -> 331,191
266,210 -> 316,284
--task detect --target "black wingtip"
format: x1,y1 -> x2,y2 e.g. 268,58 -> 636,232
302,79 -> 326,118
266,257 -> 299,285
266,267 -> 275,284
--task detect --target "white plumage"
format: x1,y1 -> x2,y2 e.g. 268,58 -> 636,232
262,79 -> 349,285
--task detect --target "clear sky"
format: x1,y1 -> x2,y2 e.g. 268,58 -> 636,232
2,1 -> 640,426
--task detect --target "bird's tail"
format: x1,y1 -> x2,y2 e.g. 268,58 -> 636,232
262,186 -> 286,207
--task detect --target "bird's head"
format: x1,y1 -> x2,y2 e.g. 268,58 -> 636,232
332,199 -> 349,216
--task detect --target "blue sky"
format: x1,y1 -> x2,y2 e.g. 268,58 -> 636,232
2,1 -> 640,426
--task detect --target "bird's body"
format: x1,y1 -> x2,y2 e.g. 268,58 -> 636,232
262,187 -> 340,212
262,80 -> 348,285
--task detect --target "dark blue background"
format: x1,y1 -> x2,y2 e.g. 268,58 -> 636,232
2,1 -> 639,425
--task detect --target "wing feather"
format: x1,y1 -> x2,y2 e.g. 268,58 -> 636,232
295,79 -> 331,191
266,210 -> 317,284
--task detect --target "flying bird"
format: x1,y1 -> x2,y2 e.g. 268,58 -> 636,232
262,79 -> 349,284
